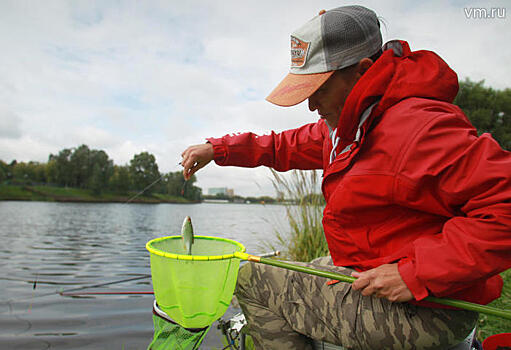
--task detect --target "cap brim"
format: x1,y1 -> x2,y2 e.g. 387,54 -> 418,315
266,71 -> 334,107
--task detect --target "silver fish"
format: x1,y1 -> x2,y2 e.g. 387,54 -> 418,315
181,216 -> 194,255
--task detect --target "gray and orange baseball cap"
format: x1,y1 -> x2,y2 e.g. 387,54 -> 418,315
266,5 -> 382,107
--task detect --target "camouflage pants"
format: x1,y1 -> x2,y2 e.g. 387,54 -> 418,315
234,256 -> 478,350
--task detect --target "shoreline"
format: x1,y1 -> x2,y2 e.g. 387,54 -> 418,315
0,184 -> 281,205
0,184 -> 199,204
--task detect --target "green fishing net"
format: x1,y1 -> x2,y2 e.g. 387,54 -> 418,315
148,301 -> 211,350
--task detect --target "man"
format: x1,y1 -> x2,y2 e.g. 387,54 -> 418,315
181,5 -> 511,350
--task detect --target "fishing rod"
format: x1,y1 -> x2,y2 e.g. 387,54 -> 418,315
58,274 -> 151,295
4,274 -> 152,303
125,174 -> 167,203
60,291 -> 154,296
124,162 -> 189,203
234,251 -> 511,321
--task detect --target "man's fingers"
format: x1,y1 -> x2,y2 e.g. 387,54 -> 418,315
182,152 -> 203,172
186,162 -> 201,179
181,146 -> 193,160
183,162 -> 198,180
181,160 -> 194,178
181,153 -> 195,180
352,270 -> 383,296
360,282 -> 377,297
180,143 -> 214,180
183,160 -> 208,180
351,272 -> 370,291
181,156 -> 197,171
350,264 -> 414,302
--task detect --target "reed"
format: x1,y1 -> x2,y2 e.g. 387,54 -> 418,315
269,169 -> 328,262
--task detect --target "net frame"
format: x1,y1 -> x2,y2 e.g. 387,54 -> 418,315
146,235 -> 246,261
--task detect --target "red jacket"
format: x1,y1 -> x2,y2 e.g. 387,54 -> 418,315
208,41 -> 511,305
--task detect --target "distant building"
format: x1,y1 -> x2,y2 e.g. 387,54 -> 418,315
208,187 -> 234,197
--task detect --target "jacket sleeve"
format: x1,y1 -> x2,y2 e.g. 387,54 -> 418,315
206,120 -> 326,171
395,108 -> 511,300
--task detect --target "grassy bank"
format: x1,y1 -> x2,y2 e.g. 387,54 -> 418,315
271,170 -> 511,339
478,268 -> 511,338
0,184 -> 195,204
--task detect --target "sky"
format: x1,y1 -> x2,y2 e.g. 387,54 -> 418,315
0,0 -> 509,196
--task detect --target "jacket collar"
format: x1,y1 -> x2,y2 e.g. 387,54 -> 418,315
335,40 -> 459,153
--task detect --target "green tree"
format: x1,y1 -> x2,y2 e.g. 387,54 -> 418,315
87,149 -> 113,193
0,160 -> 10,183
164,171 -> 201,200
11,161 -> 46,184
166,171 -> 185,196
494,88 -> 511,150
70,144 -> 91,188
109,165 -> 131,193
182,173 -> 202,201
129,152 -> 160,193
89,163 -> 103,194
49,148 -> 73,186
32,162 -> 47,183
9,160 -> 17,182
48,145 -> 114,189
454,79 -> 511,150
12,162 -> 31,183
45,158 -> 58,184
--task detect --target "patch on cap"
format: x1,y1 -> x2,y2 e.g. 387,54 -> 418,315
290,36 -> 310,68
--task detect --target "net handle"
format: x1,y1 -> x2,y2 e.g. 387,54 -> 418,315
233,252 -> 511,321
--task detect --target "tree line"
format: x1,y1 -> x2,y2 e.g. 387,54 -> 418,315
454,78 -> 511,150
0,145 -> 201,201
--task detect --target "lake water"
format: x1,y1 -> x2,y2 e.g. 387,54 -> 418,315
0,201 -> 288,349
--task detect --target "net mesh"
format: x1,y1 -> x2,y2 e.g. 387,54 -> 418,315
148,303 -> 210,350
147,236 -> 244,328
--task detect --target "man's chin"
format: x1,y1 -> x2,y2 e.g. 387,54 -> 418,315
319,116 -> 337,129
325,120 -> 337,130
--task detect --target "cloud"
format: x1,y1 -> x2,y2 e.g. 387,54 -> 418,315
68,125 -> 119,149
371,0 -> 510,89
0,110 -> 22,139
0,135 -> 55,163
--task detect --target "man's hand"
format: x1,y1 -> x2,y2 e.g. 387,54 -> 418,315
181,143 -> 214,180
351,263 -> 414,302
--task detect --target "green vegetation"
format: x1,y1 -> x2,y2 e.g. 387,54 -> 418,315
269,169 -> 328,262
477,269 -> 511,339
0,184 -> 47,201
0,144 -> 202,203
455,79 -> 511,150
0,184 -> 191,203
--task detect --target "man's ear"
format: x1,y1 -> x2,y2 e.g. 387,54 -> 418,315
357,58 -> 374,76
